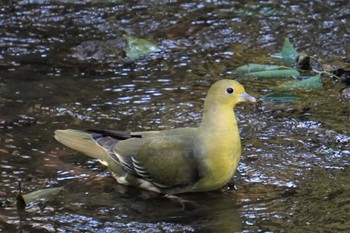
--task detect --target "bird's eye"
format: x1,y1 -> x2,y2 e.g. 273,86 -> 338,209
226,87 -> 234,94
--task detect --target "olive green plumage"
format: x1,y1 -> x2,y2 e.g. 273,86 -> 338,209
55,79 -> 256,194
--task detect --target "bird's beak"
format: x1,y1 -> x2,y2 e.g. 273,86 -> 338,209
239,92 -> 257,103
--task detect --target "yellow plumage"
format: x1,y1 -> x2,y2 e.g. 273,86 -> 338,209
55,79 -> 256,194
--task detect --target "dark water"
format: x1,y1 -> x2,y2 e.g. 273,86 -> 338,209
1,0 -> 350,232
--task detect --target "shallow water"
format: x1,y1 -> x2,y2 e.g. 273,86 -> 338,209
1,0 -> 350,232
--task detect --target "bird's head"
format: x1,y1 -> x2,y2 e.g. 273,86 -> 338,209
206,79 -> 256,107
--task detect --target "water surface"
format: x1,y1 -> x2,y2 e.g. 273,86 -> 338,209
1,0 -> 350,232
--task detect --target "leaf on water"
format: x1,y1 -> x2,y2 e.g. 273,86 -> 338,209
281,37 -> 299,66
124,35 -> 160,59
240,69 -> 300,79
261,93 -> 299,103
235,64 -> 282,73
19,187 -> 64,206
271,52 -> 283,59
274,74 -> 322,90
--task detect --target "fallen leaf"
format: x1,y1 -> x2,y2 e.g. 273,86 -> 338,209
18,187 -> 64,207
261,93 -> 299,103
240,69 -> 300,79
235,64 -> 282,73
274,74 -> 322,90
281,37 -> 299,66
124,35 -> 160,59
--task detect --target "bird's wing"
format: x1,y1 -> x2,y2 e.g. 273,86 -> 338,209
113,133 -> 201,189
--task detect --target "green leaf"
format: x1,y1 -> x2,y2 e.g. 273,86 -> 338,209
240,69 -> 300,79
124,35 -> 160,59
275,74 -> 322,90
261,93 -> 299,103
19,187 -> 63,206
235,64 -> 282,73
271,52 -> 283,59
281,37 -> 299,66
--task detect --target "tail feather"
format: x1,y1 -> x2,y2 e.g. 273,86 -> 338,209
54,129 -> 108,160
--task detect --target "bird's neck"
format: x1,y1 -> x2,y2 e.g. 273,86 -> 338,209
199,102 -> 239,136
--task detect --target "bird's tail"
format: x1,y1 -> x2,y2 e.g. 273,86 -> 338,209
55,129 -> 108,160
